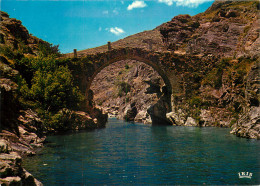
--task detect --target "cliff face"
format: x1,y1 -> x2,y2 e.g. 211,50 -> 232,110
160,1 -> 259,139
0,12 -> 48,185
160,1 -> 259,57
0,11 -> 49,54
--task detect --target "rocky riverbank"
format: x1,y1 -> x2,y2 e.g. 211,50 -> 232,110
0,108 -> 107,185
0,110 -> 45,185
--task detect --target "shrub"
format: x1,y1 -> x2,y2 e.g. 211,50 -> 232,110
47,109 -> 74,131
30,65 -> 83,112
189,96 -> 202,108
38,42 -> 60,57
14,57 -> 34,86
116,81 -> 131,97
0,46 -> 23,61
18,40 -> 33,54
125,63 -> 129,69
202,58 -> 230,89
230,119 -> 237,126
15,55 -> 84,132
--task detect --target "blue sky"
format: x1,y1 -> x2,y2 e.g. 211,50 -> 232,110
1,0 -> 214,54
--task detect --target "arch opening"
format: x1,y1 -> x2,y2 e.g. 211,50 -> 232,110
88,57 -> 173,125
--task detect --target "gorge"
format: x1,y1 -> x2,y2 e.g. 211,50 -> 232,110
0,0 -> 259,185
69,0 -> 259,139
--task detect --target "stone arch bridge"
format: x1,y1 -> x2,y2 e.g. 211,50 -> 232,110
67,47 -> 209,122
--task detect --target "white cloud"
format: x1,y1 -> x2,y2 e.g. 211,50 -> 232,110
98,27 -> 102,31
158,0 -> 173,6
158,0 -> 213,7
102,10 -> 109,15
113,9 -> 119,15
127,1 -> 147,11
107,27 -> 125,35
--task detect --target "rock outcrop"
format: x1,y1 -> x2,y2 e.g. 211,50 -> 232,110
0,108 -> 46,185
147,91 -> 172,125
0,141 -> 43,186
0,78 -> 20,134
123,103 -> 138,122
230,107 -> 260,139
0,14 -> 45,183
0,11 -> 48,54
159,1 -> 259,57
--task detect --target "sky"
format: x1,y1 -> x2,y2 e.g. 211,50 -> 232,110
1,0 -> 214,54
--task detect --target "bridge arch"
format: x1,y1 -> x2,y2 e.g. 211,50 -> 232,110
79,48 -> 181,112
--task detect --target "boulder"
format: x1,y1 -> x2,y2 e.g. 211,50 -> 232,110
185,117 -> 198,126
230,107 -> 260,139
0,176 -> 22,186
0,151 -> 43,186
74,109 -> 107,130
124,103 -> 138,122
166,110 -> 186,125
0,161 -> 13,178
148,94 -> 172,125
18,109 -> 43,135
134,110 -> 152,124
23,169 -> 43,186
200,109 -> 215,127
0,139 -> 12,153
0,152 -> 21,164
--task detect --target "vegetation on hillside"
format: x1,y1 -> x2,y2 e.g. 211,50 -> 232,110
0,41 -> 84,133
174,56 -> 259,127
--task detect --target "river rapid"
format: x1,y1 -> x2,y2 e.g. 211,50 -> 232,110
23,118 -> 260,185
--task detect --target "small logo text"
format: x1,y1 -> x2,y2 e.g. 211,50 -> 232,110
238,172 -> 253,179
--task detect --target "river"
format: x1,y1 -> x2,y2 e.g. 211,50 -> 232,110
23,118 -> 260,185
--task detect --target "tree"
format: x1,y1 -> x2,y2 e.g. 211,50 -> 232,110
30,65 -> 83,112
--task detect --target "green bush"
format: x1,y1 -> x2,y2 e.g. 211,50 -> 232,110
202,66 -> 223,89
193,108 -> 201,123
189,96 -> 202,107
18,41 -> 33,54
0,46 -> 24,60
30,65 -> 83,112
116,81 -> 131,97
46,109 -> 74,131
230,119 -> 237,126
1,37 -> 85,132
38,42 -> 60,57
125,63 -> 129,69
15,55 -> 84,132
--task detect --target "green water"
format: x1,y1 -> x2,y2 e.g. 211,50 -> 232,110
23,118 -> 260,185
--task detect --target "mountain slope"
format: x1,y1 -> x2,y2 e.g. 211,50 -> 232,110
71,28 -> 164,56
160,0 -> 259,57
75,0 -> 259,58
